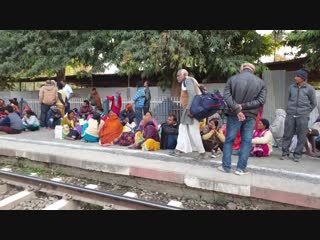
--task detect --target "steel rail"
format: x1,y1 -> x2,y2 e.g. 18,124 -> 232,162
0,170 -> 181,210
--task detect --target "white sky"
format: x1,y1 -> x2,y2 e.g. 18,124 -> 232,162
256,30 -> 273,35
256,30 -> 300,63
103,64 -> 119,74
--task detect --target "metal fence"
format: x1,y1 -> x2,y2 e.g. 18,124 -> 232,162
19,97 -> 183,124
19,92 -> 320,127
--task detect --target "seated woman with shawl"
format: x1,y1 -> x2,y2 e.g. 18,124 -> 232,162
251,119 -> 273,157
270,109 -> 286,148
305,115 -> 320,157
129,115 -> 160,151
99,110 -> 123,146
137,111 -> 159,132
201,118 -> 225,158
62,110 -> 81,140
82,113 -> 105,143
22,110 -> 40,131
114,129 -> 136,147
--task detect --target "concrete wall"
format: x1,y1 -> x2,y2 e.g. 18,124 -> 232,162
0,87 -> 172,102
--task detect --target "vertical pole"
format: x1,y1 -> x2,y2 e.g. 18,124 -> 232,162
127,75 -> 131,100
19,98 -> 23,115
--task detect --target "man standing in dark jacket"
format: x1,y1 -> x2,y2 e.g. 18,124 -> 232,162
281,69 -> 316,162
218,63 -> 266,175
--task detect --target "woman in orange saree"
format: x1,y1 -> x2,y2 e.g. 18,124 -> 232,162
99,111 -> 123,146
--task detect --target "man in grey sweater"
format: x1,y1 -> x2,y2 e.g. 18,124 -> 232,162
281,69 -> 317,162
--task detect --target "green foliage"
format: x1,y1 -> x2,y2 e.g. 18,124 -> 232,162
54,168 -> 65,177
0,76 -> 16,90
0,30 -> 280,90
0,30 -> 114,89
110,30 -> 276,88
255,63 -> 270,78
286,30 -> 320,70
21,166 -> 47,175
199,30 -> 275,80
76,70 -> 92,80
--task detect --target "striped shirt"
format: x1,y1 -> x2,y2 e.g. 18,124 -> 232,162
132,88 -> 145,108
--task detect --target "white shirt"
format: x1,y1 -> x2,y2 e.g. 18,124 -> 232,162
63,84 -> 73,99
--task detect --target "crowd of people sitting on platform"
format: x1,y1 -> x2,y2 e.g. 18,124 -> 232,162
0,98 -> 37,134
1,94 -> 320,158
1,79 -> 320,159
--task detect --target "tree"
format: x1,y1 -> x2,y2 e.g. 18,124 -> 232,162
0,30 -> 276,93
197,30 -> 275,80
0,30 -> 114,89
286,30 -> 320,70
271,30 -> 286,61
110,30 -> 275,96
110,30 -> 206,96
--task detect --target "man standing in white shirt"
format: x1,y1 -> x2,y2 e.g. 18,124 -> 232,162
60,80 -> 74,114
171,69 -> 207,159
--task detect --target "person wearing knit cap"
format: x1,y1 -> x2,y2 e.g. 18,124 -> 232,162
295,69 -> 308,80
280,68 -> 316,162
219,62 -> 266,175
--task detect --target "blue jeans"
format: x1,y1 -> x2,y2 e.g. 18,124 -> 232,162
166,135 -> 178,149
135,107 -> 143,128
47,118 -> 61,129
222,116 -> 255,171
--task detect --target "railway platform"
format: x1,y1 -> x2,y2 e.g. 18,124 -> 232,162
0,129 -> 319,209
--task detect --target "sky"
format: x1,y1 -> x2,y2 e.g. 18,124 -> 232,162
103,64 -> 119,74
256,30 -> 300,63
256,30 -> 273,35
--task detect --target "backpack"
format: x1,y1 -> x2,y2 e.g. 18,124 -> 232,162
188,81 -> 225,121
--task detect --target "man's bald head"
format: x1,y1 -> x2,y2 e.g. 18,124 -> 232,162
178,69 -> 188,76
176,69 -> 189,83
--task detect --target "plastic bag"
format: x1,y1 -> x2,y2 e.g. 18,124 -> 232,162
54,125 -> 63,140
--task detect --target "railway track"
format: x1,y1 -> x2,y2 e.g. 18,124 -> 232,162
0,169 -> 182,210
